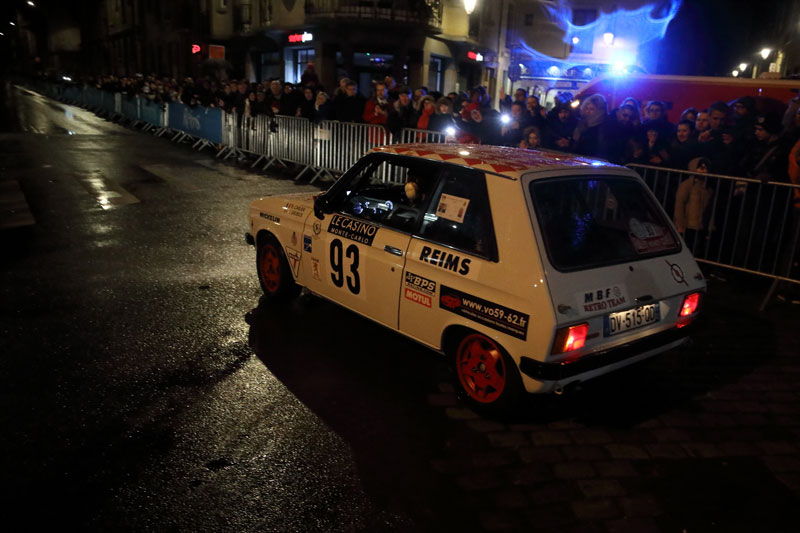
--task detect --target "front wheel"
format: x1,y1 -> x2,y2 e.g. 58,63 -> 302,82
453,332 -> 523,411
257,236 -> 300,301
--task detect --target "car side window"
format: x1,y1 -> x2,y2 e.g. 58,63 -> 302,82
418,167 -> 497,261
330,155 -> 441,233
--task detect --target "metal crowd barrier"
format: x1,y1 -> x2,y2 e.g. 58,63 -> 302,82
398,128 -> 447,144
629,163 -> 800,308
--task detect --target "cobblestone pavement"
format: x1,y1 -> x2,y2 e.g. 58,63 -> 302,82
425,276 -> 800,533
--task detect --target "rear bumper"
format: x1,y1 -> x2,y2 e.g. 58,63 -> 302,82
519,323 -> 694,382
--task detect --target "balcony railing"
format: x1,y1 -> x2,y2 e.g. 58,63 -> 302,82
304,0 -> 443,30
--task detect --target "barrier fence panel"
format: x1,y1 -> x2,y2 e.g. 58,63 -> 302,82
629,163 -> 800,286
120,94 -> 139,121
398,128 -> 448,144
167,102 -> 223,144
266,115 -> 316,167
139,98 -> 166,129
315,121 -> 391,174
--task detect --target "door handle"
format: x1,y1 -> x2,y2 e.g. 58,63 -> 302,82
384,245 -> 403,256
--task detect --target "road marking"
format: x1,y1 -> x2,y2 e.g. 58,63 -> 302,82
0,180 -> 36,229
75,172 -> 140,209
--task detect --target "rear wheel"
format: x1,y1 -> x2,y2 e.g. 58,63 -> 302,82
257,235 -> 300,301
453,332 -> 522,410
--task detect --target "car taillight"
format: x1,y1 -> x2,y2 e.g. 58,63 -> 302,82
552,323 -> 589,355
680,292 -> 700,317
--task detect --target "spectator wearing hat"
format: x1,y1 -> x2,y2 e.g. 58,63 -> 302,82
300,62 -> 319,89
544,102 -> 577,151
674,157 -> 714,251
732,96 -> 757,144
387,86 -> 416,136
428,97 -> 457,134
742,112 -> 789,183
415,95 -> 436,130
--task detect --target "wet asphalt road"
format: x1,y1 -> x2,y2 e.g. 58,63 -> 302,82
0,83 -> 474,532
3,82 -> 800,533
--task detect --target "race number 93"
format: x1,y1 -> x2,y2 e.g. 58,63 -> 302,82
330,239 -> 360,294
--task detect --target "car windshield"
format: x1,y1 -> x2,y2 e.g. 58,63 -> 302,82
530,175 -> 680,271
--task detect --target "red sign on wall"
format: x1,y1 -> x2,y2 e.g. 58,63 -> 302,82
209,45 -> 225,60
191,44 -> 201,55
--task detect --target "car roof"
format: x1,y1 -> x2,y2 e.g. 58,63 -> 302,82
372,143 -> 618,177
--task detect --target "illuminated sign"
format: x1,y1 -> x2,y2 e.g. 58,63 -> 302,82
209,45 -> 225,60
288,32 -> 313,43
467,51 -> 484,62
191,44 -> 201,54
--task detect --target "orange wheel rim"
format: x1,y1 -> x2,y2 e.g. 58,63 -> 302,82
258,244 -> 281,293
455,334 -> 506,403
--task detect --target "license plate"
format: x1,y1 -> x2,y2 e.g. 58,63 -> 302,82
604,303 -> 660,337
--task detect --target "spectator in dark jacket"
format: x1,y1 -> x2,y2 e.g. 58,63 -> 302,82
545,102 -> 577,151
642,100 -> 673,142
387,87 -> 416,135
667,120 -> 698,170
297,87 -> 316,120
313,91 -> 332,123
333,80 -> 365,122
428,97 -> 456,133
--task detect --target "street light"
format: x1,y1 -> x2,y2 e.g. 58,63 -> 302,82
572,36 -> 580,45
761,48 -> 772,60
603,32 -> 615,46
464,0 -> 477,14
739,63 -> 747,71
9,21 -> 15,26
732,70 -> 739,77
27,1 -> 36,6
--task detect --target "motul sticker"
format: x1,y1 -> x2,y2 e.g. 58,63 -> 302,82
439,285 -> 529,340
404,288 -> 432,308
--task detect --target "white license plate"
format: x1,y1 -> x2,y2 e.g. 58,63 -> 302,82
604,303 -> 661,336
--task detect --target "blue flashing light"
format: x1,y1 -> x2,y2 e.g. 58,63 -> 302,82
546,0 -> 682,47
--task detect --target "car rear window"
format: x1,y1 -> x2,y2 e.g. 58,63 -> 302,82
530,175 -> 680,271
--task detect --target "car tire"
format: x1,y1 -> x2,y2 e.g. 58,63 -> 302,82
452,332 -> 523,412
257,235 -> 300,301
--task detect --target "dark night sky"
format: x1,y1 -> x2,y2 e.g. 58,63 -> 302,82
646,0 -> 795,75
0,0 -> 795,77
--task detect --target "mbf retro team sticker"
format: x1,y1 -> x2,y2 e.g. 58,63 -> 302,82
439,285 -> 529,340
578,285 -> 628,313
404,271 -> 436,308
327,215 -> 378,245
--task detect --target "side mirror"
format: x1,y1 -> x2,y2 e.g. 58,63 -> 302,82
314,195 -> 330,219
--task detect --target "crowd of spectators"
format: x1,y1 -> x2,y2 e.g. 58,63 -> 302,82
72,65 -> 800,187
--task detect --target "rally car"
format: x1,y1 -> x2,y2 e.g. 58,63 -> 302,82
246,143 -> 705,410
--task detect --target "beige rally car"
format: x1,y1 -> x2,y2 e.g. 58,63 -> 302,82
246,143 -> 705,410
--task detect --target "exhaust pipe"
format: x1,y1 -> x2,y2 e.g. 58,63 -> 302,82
553,381 -> 582,395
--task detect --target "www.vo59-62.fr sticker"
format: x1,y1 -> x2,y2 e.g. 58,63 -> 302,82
439,285 -> 529,340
